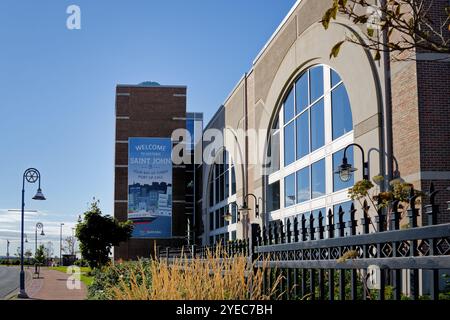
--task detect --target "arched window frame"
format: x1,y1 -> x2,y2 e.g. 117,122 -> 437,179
266,65 -> 355,224
207,149 -> 237,244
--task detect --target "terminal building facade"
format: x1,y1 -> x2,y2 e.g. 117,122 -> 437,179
200,0 -> 450,244
113,0 -> 449,258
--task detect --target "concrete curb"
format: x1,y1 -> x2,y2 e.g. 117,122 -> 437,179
4,269 -> 34,300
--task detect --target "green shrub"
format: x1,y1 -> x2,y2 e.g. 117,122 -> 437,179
74,259 -> 89,267
88,260 -> 152,300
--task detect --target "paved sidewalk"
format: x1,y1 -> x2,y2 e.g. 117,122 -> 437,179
25,268 -> 87,300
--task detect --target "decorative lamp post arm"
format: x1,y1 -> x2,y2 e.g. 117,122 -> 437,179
343,143 -> 369,180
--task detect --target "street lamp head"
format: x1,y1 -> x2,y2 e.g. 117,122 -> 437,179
32,188 -> 46,201
40,230 -> 45,236
223,211 -> 233,222
334,157 -> 357,182
238,202 -> 251,216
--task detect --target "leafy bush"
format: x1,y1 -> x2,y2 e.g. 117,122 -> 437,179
88,260 -> 152,300
74,259 -> 89,267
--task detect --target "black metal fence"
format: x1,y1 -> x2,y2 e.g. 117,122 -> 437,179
157,185 -> 450,300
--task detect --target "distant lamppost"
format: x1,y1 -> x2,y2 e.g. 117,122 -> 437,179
60,223 -> 65,266
19,168 -> 46,298
334,143 -> 369,182
71,227 -> 75,255
35,222 -> 44,257
6,240 -> 10,264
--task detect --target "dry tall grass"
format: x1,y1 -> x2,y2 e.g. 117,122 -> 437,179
108,247 -> 281,300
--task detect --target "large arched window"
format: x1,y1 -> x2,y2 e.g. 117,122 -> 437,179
207,149 -> 237,244
266,65 -> 354,230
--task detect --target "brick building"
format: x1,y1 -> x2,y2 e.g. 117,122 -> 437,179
113,83 -> 202,260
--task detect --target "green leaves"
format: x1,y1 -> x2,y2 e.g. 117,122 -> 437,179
330,40 -> 345,58
76,200 -> 134,269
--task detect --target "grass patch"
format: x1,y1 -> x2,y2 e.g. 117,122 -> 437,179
49,266 -> 94,287
89,247 -> 281,300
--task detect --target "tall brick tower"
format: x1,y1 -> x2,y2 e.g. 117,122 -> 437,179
114,83 -> 189,260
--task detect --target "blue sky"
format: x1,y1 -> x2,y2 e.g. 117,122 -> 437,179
0,0 -> 297,255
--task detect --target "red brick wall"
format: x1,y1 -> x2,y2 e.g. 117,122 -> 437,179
114,85 -> 187,260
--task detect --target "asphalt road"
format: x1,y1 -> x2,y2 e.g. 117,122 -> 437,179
0,266 -> 19,299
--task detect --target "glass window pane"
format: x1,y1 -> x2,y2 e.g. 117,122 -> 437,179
332,84 -> 353,140
215,210 -> 220,229
267,132 -> 280,174
209,211 -> 214,231
215,177 -> 220,204
296,111 -> 309,159
209,181 -> 214,206
296,73 -> 309,114
333,146 -> 354,192
310,66 -> 324,102
225,171 -> 229,198
310,99 -> 325,151
231,231 -> 237,241
284,173 -> 296,207
296,167 -> 310,203
220,207 -> 224,228
284,122 -> 295,166
267,181 -> 280,212
311,159 -> 325,199
331,69 -> 342,87
219,174 -> 224,202
232,202 -> 237,224
231,167 -> 236,195
283,87 -> 295,123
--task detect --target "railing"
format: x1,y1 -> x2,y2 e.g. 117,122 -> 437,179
157,184 -> 450,300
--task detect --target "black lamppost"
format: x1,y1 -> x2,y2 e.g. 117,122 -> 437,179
19,168 -> 46,298
6,240 -> 10,264
35,222 -> 44,257
238,193 -> 260,239
334,143 -> 369,182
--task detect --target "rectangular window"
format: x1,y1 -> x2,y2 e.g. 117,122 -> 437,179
267,181 -> 280,212
284,173 -> 296,207
225,171 -> 229,199
231,231 -> 237,241
219,174 -> 224,202
310,98 -> 325,152
332,84 -> 353,140
209,180 -> 214,207
219,207 -> 224,228
231,167 -> 236,195
284,122 -> 295,166
296,167 -> 310,203
215,210 -> 220,229
232,202 -> 237,224
283,87 -> 295,123
268,132 -> 280,174
296,73 -> 309,114
333,146 -> 354,192
215,177 -> 220,204
311,159 -> 326,199
209,211 -> 214,231
296,110 -> 309,159
310,66 -> 324,103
